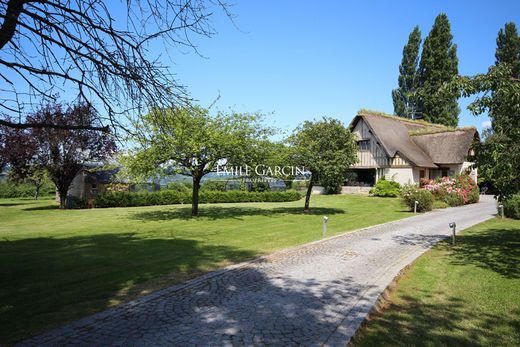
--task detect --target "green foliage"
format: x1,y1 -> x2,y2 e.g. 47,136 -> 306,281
495,22 -> 520,78
393,26 -> 422,118
291,180 -> 308,191
289,117 -> 358,206
417,13 -> 460,126
452,63 -> 520,198
442,192 -> 465,207
200,180 -> 227,191
432,200 -> 449,209
94,190 -> 302,208
164,181 -> 192,192
123,105 -> 274,216
503,194 -> 520,219
370,178 -> 401,197
400,184 -> 434,212
250,180 -> 270,192
0,180 -> 54,198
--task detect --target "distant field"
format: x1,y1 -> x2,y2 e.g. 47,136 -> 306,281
0,195 -> 409,343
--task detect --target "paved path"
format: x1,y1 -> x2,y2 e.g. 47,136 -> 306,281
20,196 -> 497,346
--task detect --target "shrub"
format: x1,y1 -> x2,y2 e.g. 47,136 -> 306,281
0,180 -> 55,198
422,174 -> 479,205
291,180 -> 308,191
94,190 -> 302,208
370,178 -> 400,197
400,184 -> 434,212
250,180 -> 271,192
502,194 -> 520,219
442,192 -> 465,207
433,200 -> 449,209
164,181 -> 192,192
200,180 -> 227,192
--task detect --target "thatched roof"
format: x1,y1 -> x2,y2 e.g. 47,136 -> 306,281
350,111 -> 478,168
411,129 -> 478,164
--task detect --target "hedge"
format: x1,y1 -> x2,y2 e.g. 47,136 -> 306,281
94,190 -> 302,208
502,194 -> 520,219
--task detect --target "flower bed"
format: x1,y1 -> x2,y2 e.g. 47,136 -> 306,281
420,174 -> 479,207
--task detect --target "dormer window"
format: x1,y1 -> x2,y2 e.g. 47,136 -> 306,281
358,140 -> 371,151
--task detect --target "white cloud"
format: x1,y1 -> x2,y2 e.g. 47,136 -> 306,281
481,120 -> 492,129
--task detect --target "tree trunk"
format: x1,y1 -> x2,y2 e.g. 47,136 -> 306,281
191,175 -> 202,217
58,186 -> 68,208
34,183 -> 42,200
304,177 -> 314,211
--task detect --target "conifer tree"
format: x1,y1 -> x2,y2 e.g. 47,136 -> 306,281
417,14 -> 460,127
392,26 -> 421,118
495,22 -> 520,78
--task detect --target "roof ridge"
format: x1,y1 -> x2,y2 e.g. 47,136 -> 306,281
409,126 -> 477,136
357,108 -> 446,128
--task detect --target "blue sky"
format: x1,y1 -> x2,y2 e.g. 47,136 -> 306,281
163,0 -> 520,135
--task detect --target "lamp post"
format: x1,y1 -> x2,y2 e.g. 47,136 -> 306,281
323,216 -> 328,238
449,222 -> 456,245
414,200 -> 419,214
498,204 -> 504,219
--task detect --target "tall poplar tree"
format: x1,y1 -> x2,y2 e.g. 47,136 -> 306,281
495,22 -> 520,77
417,14 -> 460,127
392,26 -> 422,119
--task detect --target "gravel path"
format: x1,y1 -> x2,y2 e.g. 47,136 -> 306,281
19,196 -> 497,346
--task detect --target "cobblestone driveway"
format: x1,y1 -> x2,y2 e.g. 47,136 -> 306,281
19,196 -> 496,346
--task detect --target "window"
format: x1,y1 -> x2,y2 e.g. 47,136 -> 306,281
419,170 -> 425,179
358,140 -> 371,151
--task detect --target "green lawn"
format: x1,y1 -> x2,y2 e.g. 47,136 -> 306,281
0,195 -> 409,343
353,218 -> 520,346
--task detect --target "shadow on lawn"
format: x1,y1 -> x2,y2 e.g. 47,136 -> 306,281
443,226 -> 520,279
354,289 -> 519,346
132,206 -> 346,221
0,233 -> 258,343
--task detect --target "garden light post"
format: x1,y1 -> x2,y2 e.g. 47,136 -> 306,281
449,222 -> 456,245
498,204 -> 504,219
323,216 -> 328,238
414,200 -> 419,214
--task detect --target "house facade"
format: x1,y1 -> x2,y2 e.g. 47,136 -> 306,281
348,111 -> 478,186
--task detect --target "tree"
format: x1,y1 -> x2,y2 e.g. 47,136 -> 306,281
288,117 -> 357,211
417,13 -> 460,126
0,0 -> 231,132
495,22 -> 520,78
5,102 -> 117,207
392,26 -> 421,119
452,64 -> 520,199
125,106 -> 272,217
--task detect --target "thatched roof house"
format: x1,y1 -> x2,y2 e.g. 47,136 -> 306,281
348,110 -> 479,186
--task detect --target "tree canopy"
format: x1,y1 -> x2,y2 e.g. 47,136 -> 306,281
417,13 -> 460,126
392,26 -> 421,119
1,102 -> 117,207
288,117 -> 357,211
0,0 -> 230,132
124,105 -> 273,216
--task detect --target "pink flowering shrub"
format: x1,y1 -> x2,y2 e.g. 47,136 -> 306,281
420,174 -> 479,206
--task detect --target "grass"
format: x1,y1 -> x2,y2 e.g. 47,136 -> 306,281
0,194 -> 409,343
353,217 -> 520,346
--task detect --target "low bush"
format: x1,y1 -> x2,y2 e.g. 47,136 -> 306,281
422,174 -> 479,205
0,180 -> 55,198
164,181 -> 192,192
441,192 -> 465,207
400,184 -> 434,212
200,180 -> 227,192
94,190 -> 302,208
370,178 -> 400,197
502,194 -> 520,219
291,180 -> 308,191
432,200 -> 449,209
